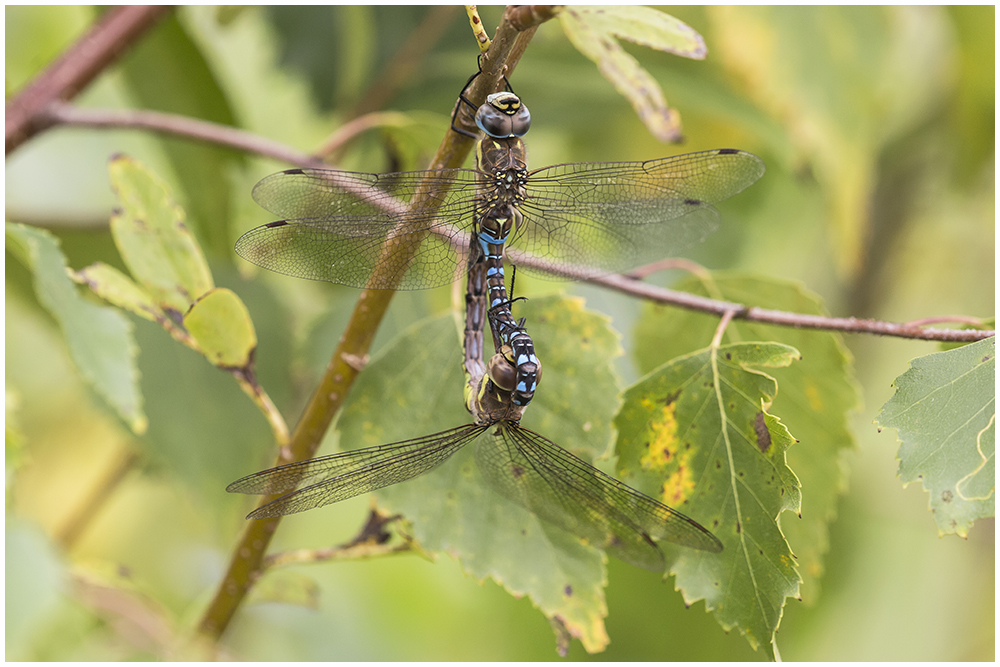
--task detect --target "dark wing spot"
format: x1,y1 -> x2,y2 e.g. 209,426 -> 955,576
684,198 -> 703,206
285,168 -> 306,175
265,221 -> 289,229
755,412 -> 772,453
718,148 -> 740,155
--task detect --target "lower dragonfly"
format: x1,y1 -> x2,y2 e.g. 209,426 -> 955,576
227,237 -> 723,570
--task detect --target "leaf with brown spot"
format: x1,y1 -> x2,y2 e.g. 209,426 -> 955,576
617,340 -> 801,658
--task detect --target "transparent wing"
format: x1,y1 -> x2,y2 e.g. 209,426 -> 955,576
236,168 -> 482,289
228,424 -> 486,518
514,149 -> 765,277
475,423 -> 722,571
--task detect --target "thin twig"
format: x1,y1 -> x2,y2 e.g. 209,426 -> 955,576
39,102 -> 327,169
265,540 -> 414,568
505,250 -> 995,343
625,257 -> 710,281
231,369 -> 291,446
42,88 -> 989,346
311,111 -> 414,162
466,6 -> 492,52
591,272 -> 993,343
5,5 -> 171,154
903,315 -> 991,328
265,507 -> 412,568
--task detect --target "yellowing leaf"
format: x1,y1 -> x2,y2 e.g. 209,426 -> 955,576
184,288 -> 257,369
71,262 -> 193,348
617,340 -> 802,658
108,154 -> 214,314
635,273 -> 860,606
558,6 -> 707,141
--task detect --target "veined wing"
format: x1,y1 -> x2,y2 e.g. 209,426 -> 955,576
237,168 -> 484,289
228,424 -> 486,519
474,423 -> 722,571
514,149 -> 765,277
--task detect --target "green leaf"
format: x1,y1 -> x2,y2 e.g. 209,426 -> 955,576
338,295 -> 623,654
5,222 -> 147,434
876,337 -> 995,536
183,288 -> 257,369
108,155 -> 214,315
616,340 -> 801,657
634,274 -> 860,605
70,261 -> 186,334
558,6 -> 706,141
118,10 -> 243,257
6,519 -> 67,660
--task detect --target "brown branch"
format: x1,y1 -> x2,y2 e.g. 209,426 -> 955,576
310,111 -> 414,162
196,8 -> 546,646
505,5 -> 564,30
14,7 -> 983,347
37,102 -> 328,169
5,5 -> 171,155
582,271 -> 993,343
43,91 -> 989,345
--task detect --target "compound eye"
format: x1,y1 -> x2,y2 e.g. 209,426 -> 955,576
487,351 -> 517,391
508,104 -> 531,137
476,104 -> 510,138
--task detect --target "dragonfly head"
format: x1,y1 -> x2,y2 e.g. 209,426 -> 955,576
476,92 -> 531,138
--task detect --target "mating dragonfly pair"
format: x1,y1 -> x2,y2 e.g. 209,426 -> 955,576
228,77 -> 765,568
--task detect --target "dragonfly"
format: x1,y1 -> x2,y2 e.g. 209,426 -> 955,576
236,87 -> 764,406
227,241 -> 723,570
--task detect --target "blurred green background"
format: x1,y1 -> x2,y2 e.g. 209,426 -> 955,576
5,5 -> 994,660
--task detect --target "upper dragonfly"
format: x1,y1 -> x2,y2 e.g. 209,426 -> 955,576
235,94 -> 765,293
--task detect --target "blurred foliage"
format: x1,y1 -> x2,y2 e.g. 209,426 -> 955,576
5,5 -> 994,661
